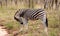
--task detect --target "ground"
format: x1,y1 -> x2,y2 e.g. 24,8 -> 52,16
0,7 -> 60,36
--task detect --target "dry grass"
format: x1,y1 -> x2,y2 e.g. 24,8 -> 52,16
0,5 -> 60,36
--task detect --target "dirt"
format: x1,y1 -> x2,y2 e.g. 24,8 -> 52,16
0,26 -> 9,36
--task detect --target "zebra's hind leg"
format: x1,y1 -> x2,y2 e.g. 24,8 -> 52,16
41,15 -> 48,36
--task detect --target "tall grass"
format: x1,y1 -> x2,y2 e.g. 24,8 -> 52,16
0,5 -> 60,36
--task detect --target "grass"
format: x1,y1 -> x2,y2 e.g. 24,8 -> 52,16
0,6 -> 60,36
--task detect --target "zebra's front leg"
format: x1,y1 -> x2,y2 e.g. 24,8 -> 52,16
13,24 -> 24,36
21,17 -> 28,32
13,18 -> 28,36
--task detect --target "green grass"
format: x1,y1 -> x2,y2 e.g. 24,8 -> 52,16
0,6 -> 60,36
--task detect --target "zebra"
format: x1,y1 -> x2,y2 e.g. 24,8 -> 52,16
14,9 -> 48,36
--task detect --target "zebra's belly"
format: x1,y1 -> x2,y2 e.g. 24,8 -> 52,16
28,16 -> 39,20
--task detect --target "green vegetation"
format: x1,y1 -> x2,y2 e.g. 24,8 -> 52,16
0,5 -> 60,36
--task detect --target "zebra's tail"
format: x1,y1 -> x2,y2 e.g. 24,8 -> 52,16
46,17 -> 48,27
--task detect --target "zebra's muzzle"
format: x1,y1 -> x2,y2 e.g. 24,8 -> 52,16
20,22 -> 23,24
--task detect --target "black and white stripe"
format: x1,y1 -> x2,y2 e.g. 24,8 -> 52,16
14,9 -> 48,27
14,9 -> 48,36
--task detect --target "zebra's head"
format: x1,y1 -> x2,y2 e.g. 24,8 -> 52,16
19,17 -> 24,24
19,17 -> 28,25
14,16 -> 23,24
14,9 -> 26,24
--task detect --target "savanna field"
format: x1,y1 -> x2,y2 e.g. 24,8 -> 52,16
0,0 -> 60,36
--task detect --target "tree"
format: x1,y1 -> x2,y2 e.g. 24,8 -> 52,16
14,0 -> 18,5
0,1 -> 2,8
5,0 -> 7,7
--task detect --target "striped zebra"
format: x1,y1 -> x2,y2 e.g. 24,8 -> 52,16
14,9 -> 48,36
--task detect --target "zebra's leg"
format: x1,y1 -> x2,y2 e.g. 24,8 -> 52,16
13,18 -> 28,36
21,17 -> 28,31
41,15 -> 48,36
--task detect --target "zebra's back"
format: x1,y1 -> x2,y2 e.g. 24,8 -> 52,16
24,9 -> 46,20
